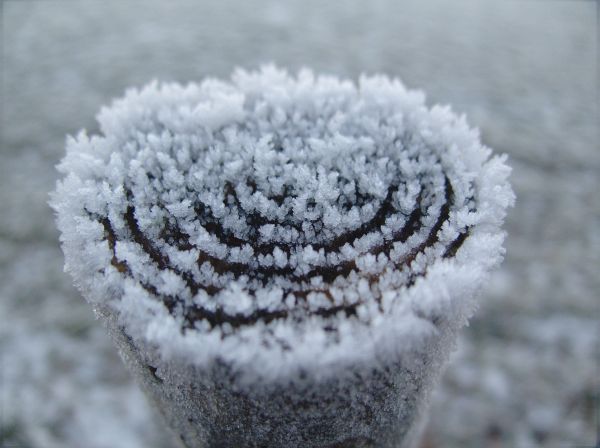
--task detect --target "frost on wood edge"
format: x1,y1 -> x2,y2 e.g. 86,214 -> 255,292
51,66 -> 514,382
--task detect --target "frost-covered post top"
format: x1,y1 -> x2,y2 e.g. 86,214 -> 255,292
52,66 -> 514,380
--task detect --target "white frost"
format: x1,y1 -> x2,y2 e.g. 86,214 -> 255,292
51,66 -> 514,381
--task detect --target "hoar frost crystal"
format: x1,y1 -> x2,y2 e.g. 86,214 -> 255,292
52,66 -> 513,448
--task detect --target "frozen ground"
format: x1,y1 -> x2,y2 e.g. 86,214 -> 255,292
1,1 -> 598,447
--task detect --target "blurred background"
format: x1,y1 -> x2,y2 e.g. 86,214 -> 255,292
1,1 -> 598,447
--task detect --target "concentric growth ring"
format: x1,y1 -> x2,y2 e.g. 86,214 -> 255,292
98,156 -> 469,330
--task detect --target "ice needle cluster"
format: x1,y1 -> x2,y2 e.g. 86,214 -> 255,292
52,66 -> 513,380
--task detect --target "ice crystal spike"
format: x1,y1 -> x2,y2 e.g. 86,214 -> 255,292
51,66 -> 514,448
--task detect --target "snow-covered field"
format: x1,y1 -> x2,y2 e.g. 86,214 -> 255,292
1,1 -> 597,447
